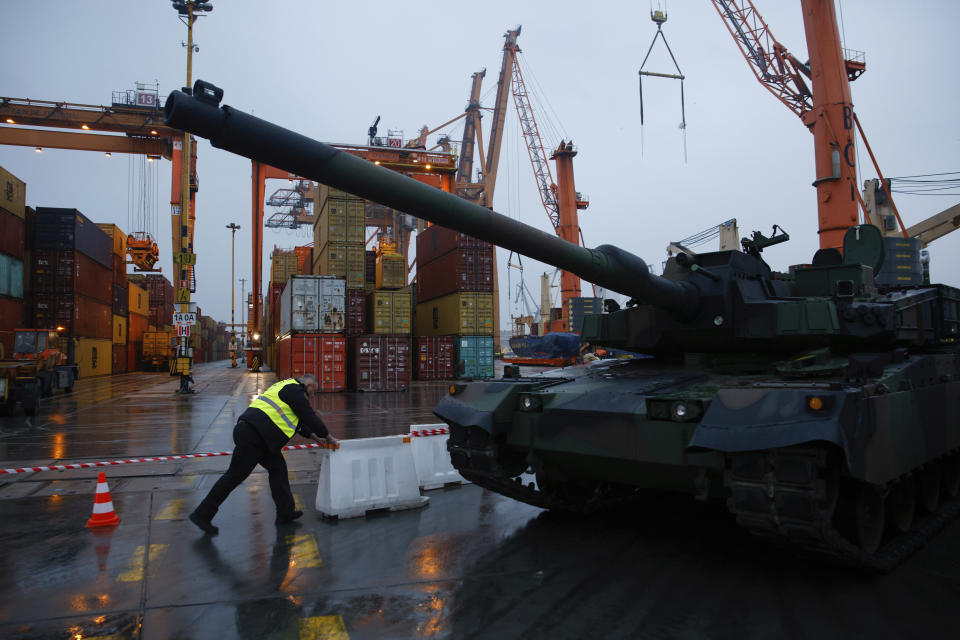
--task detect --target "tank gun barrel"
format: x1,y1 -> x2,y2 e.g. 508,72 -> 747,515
164,81 -> 699,319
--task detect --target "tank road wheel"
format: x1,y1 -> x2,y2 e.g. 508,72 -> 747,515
918,465 -> 941,513
886,477 -> 915,535
839,482 -> 886,554
941,454 -> 960,500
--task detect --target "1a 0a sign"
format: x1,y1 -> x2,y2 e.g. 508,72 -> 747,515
173,312 -> 197,325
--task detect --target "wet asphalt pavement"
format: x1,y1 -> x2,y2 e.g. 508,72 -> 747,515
1,362 -> 958,639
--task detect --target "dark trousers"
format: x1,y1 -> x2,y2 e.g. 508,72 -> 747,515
195,420 -> 296,520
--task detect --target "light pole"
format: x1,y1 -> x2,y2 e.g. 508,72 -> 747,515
171,0 -> 213,391
226,223 -> 240,365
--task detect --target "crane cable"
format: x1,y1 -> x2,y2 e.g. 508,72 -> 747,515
638,6 -> 687,162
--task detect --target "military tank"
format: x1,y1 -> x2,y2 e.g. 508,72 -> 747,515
165,80 -> 960,570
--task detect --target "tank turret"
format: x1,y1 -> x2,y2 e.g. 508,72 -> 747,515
166,81 -> 960,571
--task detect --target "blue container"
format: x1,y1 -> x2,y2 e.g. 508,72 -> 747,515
456,335 -> 494,378
0,253 -> 24,299
34,207 -> 112,269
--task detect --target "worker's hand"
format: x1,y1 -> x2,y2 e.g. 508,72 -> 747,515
324,434 -> 339,448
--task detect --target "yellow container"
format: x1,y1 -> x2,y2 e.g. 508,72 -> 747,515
314,242 -> 365,288
314,197 -> 365,247
128,282 -> 149,316
415,292 -> 494,336
74,338 -> 113,378
375,252 -> 406,289
367,290 -> 411,334
0,165 -> 26,218
270,252 -> 299,284
96,223 -> 127,258
143,330 -> 175,360
314,183 -> 362,211
112,314 -> 127,345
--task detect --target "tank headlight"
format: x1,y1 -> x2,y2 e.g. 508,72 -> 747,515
449,383 -> 467,395
672,402 -> 688,419
518,394 -> 542,411
806,395 -> 833,412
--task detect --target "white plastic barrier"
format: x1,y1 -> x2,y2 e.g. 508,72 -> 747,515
409,424 -> 469,490
315,435 -> 428,518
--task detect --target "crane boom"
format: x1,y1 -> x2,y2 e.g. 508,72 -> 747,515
711,0 -> 866,251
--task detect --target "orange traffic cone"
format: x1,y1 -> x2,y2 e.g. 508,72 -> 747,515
86,471 -> 121,528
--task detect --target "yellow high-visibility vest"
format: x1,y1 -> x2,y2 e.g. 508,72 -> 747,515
249,378 -> 301,438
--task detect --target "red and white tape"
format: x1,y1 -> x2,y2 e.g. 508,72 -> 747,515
0,442 -> 325,475
409,427 -> 449,437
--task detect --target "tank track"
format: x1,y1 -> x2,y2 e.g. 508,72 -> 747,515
726,446 -> 960,572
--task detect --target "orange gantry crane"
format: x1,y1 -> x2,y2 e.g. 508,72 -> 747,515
0,90 -> 198,274
710,0 -> 906,250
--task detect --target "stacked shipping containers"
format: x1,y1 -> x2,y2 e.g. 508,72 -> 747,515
0,166 -> 27,358
274,275 -> 348,391
414,225 -> 495,379
32,207 -> 114,377
128,273 -> 175,371
128,281 -> 149,371
98,224 -> 129,374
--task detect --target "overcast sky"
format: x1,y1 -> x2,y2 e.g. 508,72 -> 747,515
2,0 -> 958,331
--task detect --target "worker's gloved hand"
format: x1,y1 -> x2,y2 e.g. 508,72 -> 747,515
324,435 -> 339,448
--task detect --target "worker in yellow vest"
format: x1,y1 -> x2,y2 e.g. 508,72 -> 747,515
189,374 -> 337,535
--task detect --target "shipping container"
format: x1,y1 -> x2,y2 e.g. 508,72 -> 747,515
128,273 -> 175,328
112,343 -> 128,374
0,165 -> 26,219
375,252 -> 406,289
367,290 -> 411,334
112,283 -> 129,316
314,183 -> 362,210
417,247 -> 494,302
414,292 -> 494,336
567,296 -> 604,334
416,225 -> 488,265
34,208 -> 112,268
127,340 -> 142,371
0,296 -> 24,358
348,334 -> 410,391
112,314 -> 127,345
365,250 -> 377,284
0,208 -> 26,259
294,245 -> 312,274
314,197 -> 365,247
0,253 -> 24,299
96,223 -> 127,258
34,294 -> 111,338
22,207 -> 35,295
270,250 -> 299,284
456,335 -> 495,379
128,282 -> 149,317
32,249 -> 111,304
143,330 -> 175,369
414,335 -> 455,380
345,289 -> 366,336
111,253 -> 127,288
74,337 -> 113,378
128,312 -> 148,344
314,242 -> 365,288
275,333 -> 347,391
278,275 -> 346,335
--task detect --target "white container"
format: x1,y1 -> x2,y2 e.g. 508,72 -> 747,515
279,275 -> 346,335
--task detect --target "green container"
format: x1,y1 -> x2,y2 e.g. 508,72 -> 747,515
456,335 -> 494,379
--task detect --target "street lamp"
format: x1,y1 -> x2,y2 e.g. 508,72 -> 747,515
226,223 -> 240,366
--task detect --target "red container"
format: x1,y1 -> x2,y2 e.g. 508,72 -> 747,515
348,334 -> 410,391
275,333 -> 347,392
33,293 -> 111,338
149,303 -> 175,329
0,296 -> 24,358
129,274 -> 174,325
112,343 -> 128,374
128,312 -> 148,343
112,254 -> 127,288
294,246 -> 312,274
127,341 -> 142,371
416,225 -> 488,265
0,209 -> 25,260
346,289 -> 366,336
414,336 -> 455,380
417,247 -> 494,303
32,249 -> 111,304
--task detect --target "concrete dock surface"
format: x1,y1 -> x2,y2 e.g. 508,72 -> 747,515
1,362 -> 958,639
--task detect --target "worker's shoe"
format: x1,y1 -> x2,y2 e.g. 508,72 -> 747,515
189,510 -> 219,535
275,510 -> 304,525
